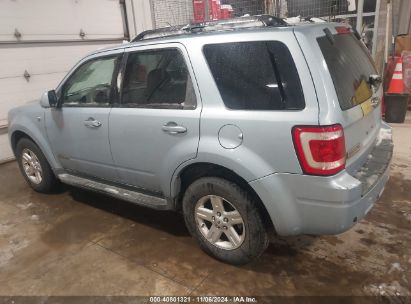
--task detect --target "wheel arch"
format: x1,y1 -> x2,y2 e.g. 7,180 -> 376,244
10,130 -> 35,155
173,162 -> 275,230
9,126 -> 60,172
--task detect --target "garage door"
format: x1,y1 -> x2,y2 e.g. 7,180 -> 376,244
0,0 -> 125,42
0,42 -> 121,126
0,0 -> 126,161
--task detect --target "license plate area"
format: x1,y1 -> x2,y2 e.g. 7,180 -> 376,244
353,128 -> 393,195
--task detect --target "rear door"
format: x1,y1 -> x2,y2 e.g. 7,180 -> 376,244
109,43 -> 201,196
294,25 -> 382,172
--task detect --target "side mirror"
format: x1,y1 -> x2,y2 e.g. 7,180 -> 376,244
40,90 -> 58,108
48,90 -> 58,107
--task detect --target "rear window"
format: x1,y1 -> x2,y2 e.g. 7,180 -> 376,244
203,41 -> 305,110
317,33 -> 377,111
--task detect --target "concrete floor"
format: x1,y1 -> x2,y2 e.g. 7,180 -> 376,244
0,115 -> 410,297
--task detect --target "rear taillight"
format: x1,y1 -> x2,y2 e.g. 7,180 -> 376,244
335,26 -> 351,34
292,124 -> 346,176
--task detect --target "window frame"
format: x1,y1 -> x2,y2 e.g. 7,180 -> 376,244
57,52 -> 123,108
202,40 -> 305,112
118,46 -> 198,110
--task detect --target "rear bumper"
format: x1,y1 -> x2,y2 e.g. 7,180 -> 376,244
249,124 -> 393,236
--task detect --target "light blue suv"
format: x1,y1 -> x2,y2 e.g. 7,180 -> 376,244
8,16 -> 393,264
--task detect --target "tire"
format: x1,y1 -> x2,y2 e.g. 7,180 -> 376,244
182,177 -> 269,265
16,138 -> 59,193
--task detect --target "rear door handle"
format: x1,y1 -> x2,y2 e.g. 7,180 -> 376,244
84,117 -> 102,128
371,96 -> 380,108
162,122 -> 187,134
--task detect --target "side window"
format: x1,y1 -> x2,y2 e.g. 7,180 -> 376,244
62,55 -> 120,107
121,48 -> 196,109
203,41 -> 305,110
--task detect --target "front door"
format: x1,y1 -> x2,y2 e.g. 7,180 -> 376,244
45,52 -> 123,181
109,44 -> 201,196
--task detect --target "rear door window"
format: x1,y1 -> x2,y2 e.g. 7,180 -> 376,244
317,33 -> 377,111
203,41 -> 305,110
121,48 -> 196,109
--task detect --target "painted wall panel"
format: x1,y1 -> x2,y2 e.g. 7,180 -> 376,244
125,0 -> 154,39
0,72 -> 66,126
0,41 -> 121,78
0,133 -> 13,162
0,0 -> 125,42
0,41 -> 121,124
0,0 -> 131,161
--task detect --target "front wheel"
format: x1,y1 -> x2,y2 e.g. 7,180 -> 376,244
182,177 -> 269,265
16,138 -> 59,193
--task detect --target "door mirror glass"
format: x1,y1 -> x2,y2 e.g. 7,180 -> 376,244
48,90 -> 58,107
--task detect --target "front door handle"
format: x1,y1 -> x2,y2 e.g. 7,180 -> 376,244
162,122 -> 187,134
84,117 -> 102,128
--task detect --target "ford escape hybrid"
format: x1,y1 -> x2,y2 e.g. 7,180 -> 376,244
8,16 -> 393,264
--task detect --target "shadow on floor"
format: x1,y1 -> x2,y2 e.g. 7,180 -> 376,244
66,185 -> 320,269
66,186 -> 190,237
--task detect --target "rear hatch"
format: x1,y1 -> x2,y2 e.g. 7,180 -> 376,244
295,24 -> 383,174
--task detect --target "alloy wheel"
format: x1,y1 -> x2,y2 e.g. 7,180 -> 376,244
195,195 -> 245,250
21,148 -> 43,184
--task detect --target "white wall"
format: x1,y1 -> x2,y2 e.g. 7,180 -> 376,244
125,0 -> 155,39
0,41 -> 121,125
0,0 -> 125,42
0,131 -> 13,164
0,0 -> 128,161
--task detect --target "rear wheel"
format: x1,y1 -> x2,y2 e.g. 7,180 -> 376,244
182,177 -> 269,265
16,138 -> 59,193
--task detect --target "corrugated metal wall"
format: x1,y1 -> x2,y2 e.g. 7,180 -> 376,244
287,0 -> 349,18
222,0 -> 264,16
150,0 -> 268,28
397,0 -> 411,35
152,0 -> 194,27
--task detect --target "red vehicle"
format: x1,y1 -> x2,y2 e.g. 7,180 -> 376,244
193,0 -> 233,22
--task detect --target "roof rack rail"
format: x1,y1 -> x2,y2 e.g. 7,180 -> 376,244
132,15 -> 288,42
